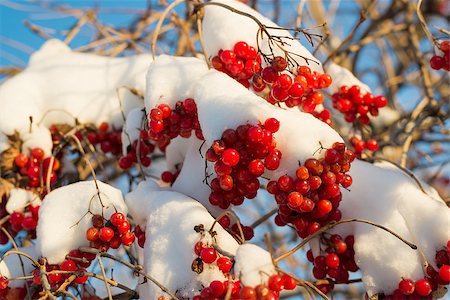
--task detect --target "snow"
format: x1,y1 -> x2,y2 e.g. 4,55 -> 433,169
0,245 -> 40,288
129,186 -> 239,299
234,243 -> 276,287
145,55 -> 208,110
0,39 -> 152,155
6,188 -> 41,214
19,125 -> 53,156
121,107 -> 145,154
202,0 -> 322,73
36,180 -> 127,264
0,132 -> 10,154
327,62 -> 371,94
332,160 -> 450,296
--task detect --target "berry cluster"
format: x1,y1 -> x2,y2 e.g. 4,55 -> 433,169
5,205 -> 40,242
148,99 -> 203,151
211,41 -> 262,89
211,42 -> 333,123
206,118 -> 282,211
313,109 -> 333,127
14,147 -> 60,188
307,235 -> 358,294
194,273 -> 297,300
268,142 -> 355,238
193,241 -> 233,275
32,253 -> 92,287
384,240 -> 450,299
430,41 -> 450,71
74,122 -> 123,156
349,136 -> 379,157
331,85 -> 387,126
118,138 -> 156,170
85,212 -> 135,251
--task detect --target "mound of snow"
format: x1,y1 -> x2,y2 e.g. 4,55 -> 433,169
0,39 -> 151,155
6,188 -> 41,214
37,180 -> 127,264
327,63 -> 371,94
202,0 -> 322,73
332,160 -> 450,296
130,185 -> 239,299
234,243 -> 276,286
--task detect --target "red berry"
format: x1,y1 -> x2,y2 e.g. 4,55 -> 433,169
217,257 -> 232,273
220,50 -> 236,64
99,122 -> 109,132
14,153 -> 29,168
121,231 -> 135,246
282,274 -> 297,290
31,148 -> 45,160
9,212 -> 23,225
374,95 -> 387,108
110,212 -> 125,227
60,259 -> 77,272
268,274 -> 284,292
118,156 -> 133,169
74,268 -> 88,284
398,278 -> 415,295
200,247 -> 217,264
209,280 -> 225,297
366,139 -> 379,151
0,277 -> 8,289
240,286 -> 257,300
325,253 -> 340,268
415,278 -> 431,296
271,56 -> 288,72
117,221 -> 131,234
264,118 -> 280,133
221,149 -> 240,166
248,159 -> 264,176
441,41 -> 450,52
262,67 -> 278,84
98,227 -> 114,242
21,216 -> 37,230
317,199 -> 332,215
234,41 -> 249,58
438,265 -> 450,283
86,227 -> 99,241
287,192 -> 304,210
430,55 -> 444,70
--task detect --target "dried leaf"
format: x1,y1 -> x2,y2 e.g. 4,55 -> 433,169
0,131 -> 21,177
0,178 -> 14,201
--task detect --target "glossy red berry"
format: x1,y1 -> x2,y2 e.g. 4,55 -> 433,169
415,278 -> 431,296
14,153 -> 29,168
398,278 -> 415,295
110,212 -> 125,227
268,274 -> 284,292
31,148 -> 45,160
200,247 -> 217,264
60,259 -> 77,272
221,149 -> 240,166
438,265 -> 450,283
217,257 -> 232,273
325,253 -> 340,268
86,227 -> 99,241
264,118 -> 280,133
98,227 -> 114,242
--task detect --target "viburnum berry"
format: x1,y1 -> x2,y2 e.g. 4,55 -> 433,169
74,268 -> 88,284
217,256 -> 232,273
268,274 -> 284,292
398,278 -> 415,295
240,286 -> 257,300
98,227 -> 114,242
86,227 -> 99,241
439,265 -> 450,283
14,153 -> 29,168
110,212 -> 125,227
31,148 -> 45,160
415,278 -> 432,296
325,253 -> 340,269
200,247 -> 217,264
60,259 -> 77,272
121,231 -> 135,246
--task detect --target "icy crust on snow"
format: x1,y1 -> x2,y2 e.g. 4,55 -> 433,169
0,39 -> 151,155
6,188 -> 41,214
0,246 -> 40,288
130,186 -> 239,298
37,180 -> 127,264
333,160 -> 450,296
234,244 -> 276,286
202,0 -> 322,73
145,55 -> 209,109
193,70 -> 343,179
